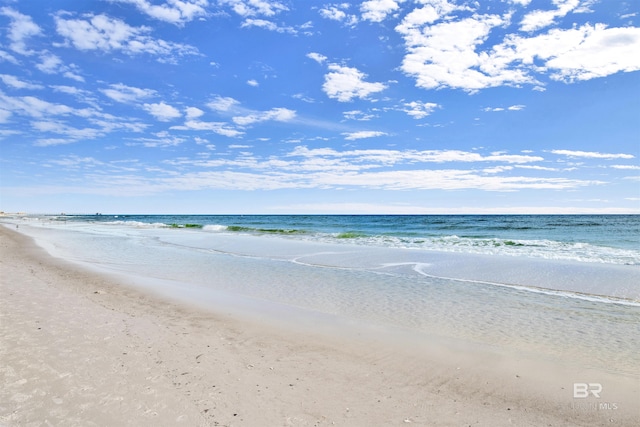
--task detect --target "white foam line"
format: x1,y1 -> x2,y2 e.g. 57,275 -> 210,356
287,258 -> 640,306
410,263 -> 640,307
291,251 -> 366,270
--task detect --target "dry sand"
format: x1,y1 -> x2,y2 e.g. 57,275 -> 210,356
1,225 -> 638,426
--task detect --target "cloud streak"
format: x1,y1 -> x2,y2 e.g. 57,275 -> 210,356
0,7 -> 42,55
322,64 -> 387,102
551,150 -> 635,160
108,0 -> 210,25
54,13 -> 200,61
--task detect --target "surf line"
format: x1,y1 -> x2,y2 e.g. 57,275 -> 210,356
405,262 -> 640,307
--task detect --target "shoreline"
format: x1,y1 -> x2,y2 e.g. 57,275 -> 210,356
6,215 -> 640,303
1,225 -> 638,426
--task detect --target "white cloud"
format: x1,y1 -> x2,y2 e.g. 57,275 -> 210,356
108,0 -> 209,25
240,18 -> 297,33
483,104 -> 525,112
31,119 -> 104,143
241,18 -> 276,30
306,52 -> 327,64
292,93 -> 315,103
32,138 -> 76,147
0,74 -> 43,90
54,13 -> 199,60
100,83 -> 156,103
36,53 -> 85,82
207,96 -> 240,112
397,13 -> 531,92
21,144 -> 607,196
48,155 -> 106,168
0,49 -> 19,64
173,120 -> 244,137
396,5 -> 640,91
319,4 -> 346,21
516,165 -> 559,172
0,108 -> 12,123
0,7 -> 42,55
611,165 -> 640,170
62,70 -> 85,82
395,1 -> 461,34
194,136 -> 215,150
288,146 -> 544,165
319,4 -> 358,26
482,165 -> 514,174
91,117 -> 149,134
247,79 -> 259,87
132,133 -> 187,148
185,106 -> 204,119
519,0 -> 580,32
167,146 -> 543,180
551,149 -> 635,159
35,53 -> 62,74
342,130 -> 387,140
220,0 -> 288,17
300,169 -> 597,191
533,25 -> 640,81
402,101 -> 439,119
0,92 -> 149,143
0,88 -> 149,147
233,107 -> 296,125
0,92 -> 73,118
323,64 -> 387,102
54,13 -> 140,50
343,110 -> 376,121
143,102 -> 182,121
132,146 -> 595,192
361,0 -> 402,23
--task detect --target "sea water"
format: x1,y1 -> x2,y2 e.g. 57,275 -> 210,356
5,214 -> 640,374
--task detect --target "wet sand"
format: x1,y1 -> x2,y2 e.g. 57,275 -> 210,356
1,225 -> 638,426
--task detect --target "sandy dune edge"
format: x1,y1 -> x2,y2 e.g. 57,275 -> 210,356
0,225 -> 637,426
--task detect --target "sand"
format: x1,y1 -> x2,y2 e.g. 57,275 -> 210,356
1,225 -> 638,426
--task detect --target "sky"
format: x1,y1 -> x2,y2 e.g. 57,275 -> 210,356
0,0 -> 639,214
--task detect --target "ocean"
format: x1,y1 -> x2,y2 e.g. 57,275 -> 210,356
47,214 -> 640,264
4,214 -> 640,374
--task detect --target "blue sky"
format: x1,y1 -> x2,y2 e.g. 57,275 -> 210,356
1,0 -> 639,214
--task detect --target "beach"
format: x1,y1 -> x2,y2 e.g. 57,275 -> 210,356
1,223 -> 639,426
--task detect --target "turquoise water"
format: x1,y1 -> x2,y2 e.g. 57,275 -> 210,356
53,214 -> 640,264
4,214 -> 640,374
